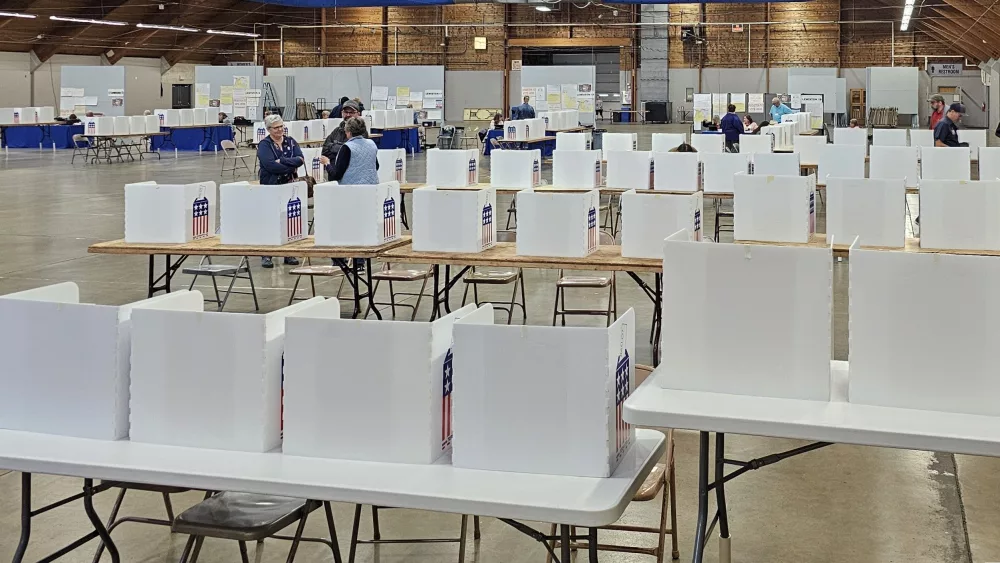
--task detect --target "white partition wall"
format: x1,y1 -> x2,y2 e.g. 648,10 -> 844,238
552,150 -> 603,189
872,129 -> 908,146
818,144 -> 867,184
869,146 -> 919,188
959,129 -> 987,160
834,127 -> 867,146
739,134 -> 773,154
556,132 -> 588,151
909,129 -> 935,154
651,133 -> 688,153
702,153 -> 750,194
794,135 -> 827,166
602,133 -> 637,158
826,178 -> 906,248
652,153 -> 701,192
621,191 -> 702,257
517,189 -> 601,257
751,153 -> 800,177
660,235 -> 832,401
920,147 -> 971,181
919,180 -> 1000,250
606,151 -> 653,191
691,134 -> 723,154
981,147 -> 1000,181
733,173 -> 816,243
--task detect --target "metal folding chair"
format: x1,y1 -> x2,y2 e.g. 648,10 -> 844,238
364,262 -> 433,321
461,231 -> 527,325
183,256 -> 259,312
552,231 -> 617,327
221,139 -> 254,177
70,134 -> 93,164
90,482 -> 191,563
348,505 -> 479,563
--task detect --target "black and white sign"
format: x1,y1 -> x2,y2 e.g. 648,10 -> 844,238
929,63 -> 962,76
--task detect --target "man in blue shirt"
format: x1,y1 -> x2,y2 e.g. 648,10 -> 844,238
720,104 -> 744,151
933,103 -> 967,148
769,97 -> 795,124
517,96 -> 536,119
330,96 -> 349,119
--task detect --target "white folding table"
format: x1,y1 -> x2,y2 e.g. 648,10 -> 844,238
624,360 -> 1000,563
0,428 -> 665,563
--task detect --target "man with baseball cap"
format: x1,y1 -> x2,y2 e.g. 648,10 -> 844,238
928,94 -> 946,130
933,102 -> 968,148
322,99 -> 361,162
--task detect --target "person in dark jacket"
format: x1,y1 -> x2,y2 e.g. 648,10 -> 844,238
933,103 -> 968,148
330,96 -> 349,119
327,117 -> 380,184
720,104 -> 744,151
256,113 -> 303,268
322,100 -> 361,163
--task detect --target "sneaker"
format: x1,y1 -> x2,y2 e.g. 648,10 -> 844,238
261,257 -> 274,268
284,257 -> 300,265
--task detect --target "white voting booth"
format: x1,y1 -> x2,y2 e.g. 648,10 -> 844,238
920,147 -> 971,181
426,148 -> 479,187
313,181 -> 402,247
296,148 -> 326,185
114,116 -> 130,135
818,144 -> 866,184
377,149 -> 407,184
739,135 -> 773,154
919,180 -> 1000,250
129,293 -> 326,453
602,133 -> 637,156
491,149 -> 542,188
220,181 -> 309,245
452,306 -> 637,478
144,114 -> 159,134
606,151 -> 653,191
849,244 -> 1000,416
909,129 -> 934,154
690,134 -> 723,154
981,147 -> 1000,181
85,117 -> 115,136
793,135 -> 827,166
129,116 -> 146,135
651,133 -> 687,153
826,178 -> 906,248
516,189 -> 601,257
660,232 -> 832,401
733,173 -> 816,243
283,300 -> 476,464
872,129 -> 908,146
552,150 -> 603,189
751,152 -> 800,177
179,109 -> 194,126
412,186 -> 498,253
193,108 -> 208,126
125,181 -> 217,243
652,153 -> 701,192
155,109 -> 180,127
959,129 -> 986,160
621,191 -> 702,258
0,284 -> 190,440
702,153 -> 750,194
556,132 -> 588,151
869,146 -> 919,188
834,127 -> 867,147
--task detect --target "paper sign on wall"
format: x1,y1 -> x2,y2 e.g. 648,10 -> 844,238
83,97 -> 98,106
409,91 -> 423,102
234,76 -> 250,89
748,93 -> 765,113
387,96 -> 397,108
693,93 -> 712,131
108,89 -> 124,97
60,97 -> 75,110
61,87 -> 84,97
195,83 -> 210,109
247,89 -> 262,97
561,84 -> 578,110
372,100 -> 387,110
220,86 -> 234,107
578,92 -> 595,113
396,87 -> 410,100
712,94 -> 727,118
730,93 -> 746,113
371,86 -> 389,101
425,89 -> 443,99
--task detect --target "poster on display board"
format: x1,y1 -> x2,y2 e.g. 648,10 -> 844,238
578,93 -> 595,113
801,94 -> 824,129
195,83 -> 210,109
234,76 -> 250,89
561,84 -> 578,110
396,87 -> 410,100
730,93 -> 746,113
693,94 -> 712,131
748,94 -> 765,113
410,91 -> 423,102
711,94 -> 727,119
371,87 -> 389,101
387,96 -> 397,108
579,83 -> 593,94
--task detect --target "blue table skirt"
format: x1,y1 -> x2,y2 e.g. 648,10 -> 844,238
4,124 -> 84,149
151,126 -> 234,151
372,128 -> 420,153
483,129 -> 553,158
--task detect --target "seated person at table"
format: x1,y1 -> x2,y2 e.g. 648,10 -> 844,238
321,100 -> 360,163
218,112 -> 231,125
743,115 -> 758,133
670,143 -> 698,153
701,116 -> 720,131
60,113 -> 81,125
85,111 -> 95,118
256,113 -> 303,269
481,113 -> 504,143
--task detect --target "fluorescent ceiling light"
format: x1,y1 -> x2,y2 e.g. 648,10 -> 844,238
904,0 -> 914,4
50,15 -> 128,26
0,11 -> 36,18
535,5 -> 552,11
900,19 -> 909,31
207,29 -> 260,37
903,5 -> 913,17
137,23 -> 199,32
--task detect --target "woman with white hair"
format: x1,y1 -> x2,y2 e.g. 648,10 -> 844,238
255,113 -> 303,268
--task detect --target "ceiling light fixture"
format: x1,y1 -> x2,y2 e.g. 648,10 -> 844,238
137,23 -> 199,32
0,11 -> 36,18
900,0 -> 912,32
535,5 -> 553,11
50,15 -> 128,26
207,29 -> 260,37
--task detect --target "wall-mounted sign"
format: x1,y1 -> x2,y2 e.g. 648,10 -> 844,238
929,63 -> 962,76
511,59 -> 522,71
474,36 -> 487,50
731,24 -> 744,32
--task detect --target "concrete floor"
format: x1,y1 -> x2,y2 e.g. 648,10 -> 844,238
1,122 -> 999,563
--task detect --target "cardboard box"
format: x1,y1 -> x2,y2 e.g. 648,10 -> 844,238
0,284 -> 196,440
113,116 -> 131,135
284,300 -> 476,463
412,186 -> 497,253
129,295 -> 326,452
920,147 -> 971,181
651,133 -> 688,153
660,232 -> 832,401
556,132 -> 588,151
848,243 -> 1000,416
504,120 -> 529,141
826,177 -> 905,248
606,151 -> 653,191
751,152 -> 800,177
129,116 -> 148,135
818,144 -> 866,184
690,134 -> 723,154
621,191 -> 702,257
13,108 -> 37,124
872,129 -> 908,146
426,148 -> 479,187
919,180 -> 1000,250
981,147 -> 1000,182
834,127 -> 867,146
220,181 -> 309,245
701,152 -> 750,194
869,146 -> 919,188
959,129 -> 987,160
793,135 -> 827,166
652,152 -> 701,192
377,148 -> 407,184
179,109 -> 195,126
739,134 -> 773,154
125,181 -> 218,243
516,189 -> 601,257
733,173 -> 816,243
0,109 -> 15,125
552,150 -> 602,189
603,132 -> 637,159
155,109 -> 180,127
491,149 -> 542,188
452,306 -> 637,477
37,107 -> 55,122
314,181 -> 402,247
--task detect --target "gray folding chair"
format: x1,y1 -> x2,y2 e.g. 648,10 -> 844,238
552,231 -> 617,327
70,134 -> 93,164
183,256 -> 259,312
91,482 -> 192,563
348,505 -> 478,563
221,139 -> 253,177
460,231 -> 526,325
364,262 -> 433,321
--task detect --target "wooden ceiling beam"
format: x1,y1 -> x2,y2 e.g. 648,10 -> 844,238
106,0 -> 244,64
933,0 -> 1000,57
917,17 -> 991,61
32,0 -> 138,63
163,1 -> 264,66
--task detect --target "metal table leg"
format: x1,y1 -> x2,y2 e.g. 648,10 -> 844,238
82,479 -> 120,563
147,254 -> 189,297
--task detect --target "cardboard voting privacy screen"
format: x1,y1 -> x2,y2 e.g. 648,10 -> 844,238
701,153 -> 750,194
125,181 -> 217,243
919,180 -> 1000,250
834,127 -> 867,146
660,235 -> 832,401
504,120 -> 530,141
155,109 -> 180,127
314,181 -> 402,247
621,191 -> 702,258
602,133 -> 636,158
691,134 -> 723,154
793,135 -> 827,166
869,146 -> 919,188
825,178 -> 905,248
491,149 -> 542,188
959,129 -> 986,160
552,150 -> 602,189
283,301 -> 477,463
426,148 -> 479,188
652,152 -> 701,192
220,181 -> 309,245
556,132 -> 588,151
377,149 -> 407,184
606,151 -> 653,191
848,245 -> 1000,416
452,306 -> 637,477
920,147 -> 971,181
0,285 -> 197,440
818,144 -> 866,184
517,189 -> 601,257
651,133 -> 687,153
412,186 -> 498,253
739,134 -> 773,154
129,295 -> 326,452
909,129 -> 934,154
751,152 -> 799,177
872,129 -> 908,146
981,147 -> 1000,182
733,173 -> 815,243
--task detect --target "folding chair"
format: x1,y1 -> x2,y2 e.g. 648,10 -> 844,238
221,139 -> 254,177
349,505 -> 478,563
287,260 -> 348,305
713,198 -> 734,242
552,231 -> 617,327
71,134 -> 93,164
364,262 -> 433,321
91,482 -> 191,563
461,231 -> 527,325
183,256 -> 259,312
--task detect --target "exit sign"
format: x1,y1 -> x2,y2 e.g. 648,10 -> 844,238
731,24 -> 744,32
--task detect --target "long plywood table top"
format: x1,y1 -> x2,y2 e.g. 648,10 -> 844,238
734,234 -> 1000,258
380,242 -> 661,273
399,183 -> 628,195
88,236 -> 410,259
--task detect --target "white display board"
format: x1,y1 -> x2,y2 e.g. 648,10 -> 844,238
866,67 -> 919,114
520,65 -> 596,126
869,146 -> 919,188
371,65 -> 444,117
919,180 -> 1000,250
787,72 -> 846,113
826,178 -> 906,248
920,147 -> 971,181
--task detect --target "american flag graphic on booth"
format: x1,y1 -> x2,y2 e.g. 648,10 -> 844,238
809,191 -> 816,233
594,160 -> 602,187
256,127 -> 266,143
303,125 -> 309,140
394,158 -> 404,182
158,114 -> 165,126
191,197 -> 210,239
532,159 -> 541,186
615,349 -> 631,453
506,125 -> 516,141
587,207 -> 598,251
441,349 -> 454,450
694,209 -> 702,241
648,159 -> 655,189
311,157 -> 323,183
280,353 -> 285,438
87,121 -> 96,135
481,203 -> 493,248
467,159 -> 477,185
286,197 -> 303,240
383,197 -> 397,241
283,126 -> 289,136
12,111 -> 19,125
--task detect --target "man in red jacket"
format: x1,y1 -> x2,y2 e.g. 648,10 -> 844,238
928,94 -> 945,130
